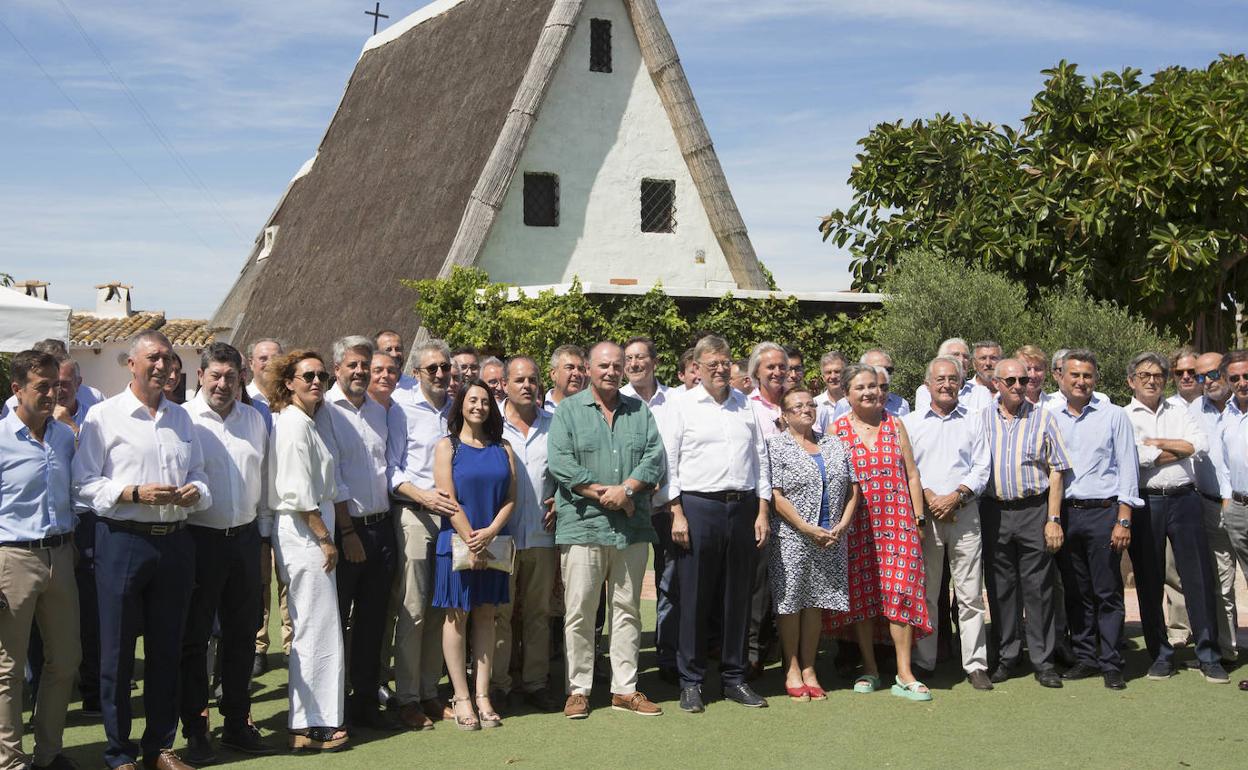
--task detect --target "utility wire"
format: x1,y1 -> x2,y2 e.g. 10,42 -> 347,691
54,0 -> 247,241
0,15 -> 220,256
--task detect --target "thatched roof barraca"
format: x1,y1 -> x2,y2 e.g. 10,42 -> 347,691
212,0 -> 768,356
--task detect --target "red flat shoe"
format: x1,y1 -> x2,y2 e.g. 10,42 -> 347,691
786,685 -> 810,702
805,685 -> 827,701
1238,679 -> 1248,691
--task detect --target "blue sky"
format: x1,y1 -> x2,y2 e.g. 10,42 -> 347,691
2,0 -> 1245,318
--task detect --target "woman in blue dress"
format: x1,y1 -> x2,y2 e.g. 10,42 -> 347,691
432,379 -> 517,731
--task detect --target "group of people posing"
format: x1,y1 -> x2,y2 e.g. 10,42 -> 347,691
3,330 -> 1247,770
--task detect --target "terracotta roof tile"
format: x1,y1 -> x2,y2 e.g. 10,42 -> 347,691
161,319 -> 215,347
70,312 -> 164,346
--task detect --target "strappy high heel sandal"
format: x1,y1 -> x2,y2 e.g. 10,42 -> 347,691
474,694 -> 503,728
449,696 -> 480,731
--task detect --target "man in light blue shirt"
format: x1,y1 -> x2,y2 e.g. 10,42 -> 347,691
1214,350 -> 1248,657
1048,350 -> 1141,689
0,350 -> 81,770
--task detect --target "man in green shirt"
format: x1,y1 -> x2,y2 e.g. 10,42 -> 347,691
548,341 -> 666,721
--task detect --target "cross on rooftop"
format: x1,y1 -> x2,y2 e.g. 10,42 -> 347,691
365,2 -> 389,35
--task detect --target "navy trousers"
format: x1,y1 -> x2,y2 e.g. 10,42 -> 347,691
75,511 -> 101,705
1057,503 -> 1125,673
336,515 -> 398,713
651,509 -> 679,671
675,492 -> 757,688
179,523 -> 262,735
96,520 -> 195,768
1129,490 -> 1220,666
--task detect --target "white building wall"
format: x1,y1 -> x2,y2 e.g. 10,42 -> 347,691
475,0 -> 738,290
72,343 -> 201,402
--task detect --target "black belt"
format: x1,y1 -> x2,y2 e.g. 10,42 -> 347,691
105,519 -> 187,536
1140,484 -> 1195,498
988,491 -> 1048,510
1065,497 -> 1117,510
356,511 -> 392,527
683,489 -> 756,503
1199,490 -> 1222,504
0,532 -> 73,550
1233,491 -> 1248,505
190,520 -> 257,537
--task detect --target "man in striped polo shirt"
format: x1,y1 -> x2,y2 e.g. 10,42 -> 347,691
981,358 -> 1072,688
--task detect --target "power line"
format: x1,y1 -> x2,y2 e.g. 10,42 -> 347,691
0,15 -> 220,257
54,0 -> 247,241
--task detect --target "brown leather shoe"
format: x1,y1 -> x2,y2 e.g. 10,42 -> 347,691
564,693 -> 589,719
420,697 -> 449,722
611,691 -> 662,716
398,702 -> 434,731
143,749 -> 194,770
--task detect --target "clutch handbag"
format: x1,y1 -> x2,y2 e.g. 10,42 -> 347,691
451,534 -> 515,573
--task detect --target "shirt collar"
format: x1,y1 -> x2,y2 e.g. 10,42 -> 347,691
923,402 -> 967,420
1127,397 -> 1167,415
120,383 -> 170,419
188,391 -> 233,422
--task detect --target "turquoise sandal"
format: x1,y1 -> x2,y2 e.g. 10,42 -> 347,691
852,674 -> 880,694
891,676 -> 932,702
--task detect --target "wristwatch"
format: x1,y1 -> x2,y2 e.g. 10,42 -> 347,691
317,534 -> 333,546
1048,515 -> 1061,524
1117,518 -> 1131,529
131,486 -> 140,504
957,489 -> 972,506
624,486 -> 634,498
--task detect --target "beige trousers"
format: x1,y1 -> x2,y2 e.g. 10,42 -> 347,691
492,547 -> 558,694
914,501 -> 988,673
1163,541 -> 1191,645
561,542 -> 647,697
393,503 -> 445,703
256,540 -> 292,656
0,543 -> 80,770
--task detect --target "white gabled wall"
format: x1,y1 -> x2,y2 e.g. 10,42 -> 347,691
475,0 -> 738,290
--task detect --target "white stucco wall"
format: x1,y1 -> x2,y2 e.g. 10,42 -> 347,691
475,0 -> 739,290
72,343 -> 201,402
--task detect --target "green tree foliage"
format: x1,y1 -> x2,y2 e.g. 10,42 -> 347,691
875,252 -> 1177,403
820,55 -> 1248,349
405,267 -> 874,386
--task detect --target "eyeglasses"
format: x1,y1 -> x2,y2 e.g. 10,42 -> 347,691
422,362 -> 452,375
699,360 -> 732,371
785,403 -> 817,413
1132,371 -> 1165,383
296,371 -> 330,385
1174,368 -> 1197,379
1196,370 -> 1222,383
998,376 -> 1032,388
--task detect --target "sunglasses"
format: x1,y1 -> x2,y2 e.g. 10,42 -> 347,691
884,366 -> 895,375
1196,370 -> 1222,383
1174,368 -> 1197,379
422,362 -> 453,375
998,376 -> 1032,388
296,371 -> 330,385
1229,374 -> 1247,384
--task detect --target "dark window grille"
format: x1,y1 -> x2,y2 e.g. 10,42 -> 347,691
523,173 -> 559,227
640,179 -> 676,233
590,18 -> 612,72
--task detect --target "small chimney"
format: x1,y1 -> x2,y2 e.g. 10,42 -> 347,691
95,282 -> 133,318
14,280 -> 50,301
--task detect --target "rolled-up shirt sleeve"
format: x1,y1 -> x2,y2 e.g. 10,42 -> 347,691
72,414 -> 125,516
547,406 -> 596,490
1113,411 -> 1144,509
1184,411 -> 1209,458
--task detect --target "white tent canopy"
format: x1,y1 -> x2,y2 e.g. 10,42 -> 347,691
0,286 -> 71,352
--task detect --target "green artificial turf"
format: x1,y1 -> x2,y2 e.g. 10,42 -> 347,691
44,587 -> 1248,769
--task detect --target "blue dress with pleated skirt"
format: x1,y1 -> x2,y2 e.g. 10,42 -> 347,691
432,440 -> 511,611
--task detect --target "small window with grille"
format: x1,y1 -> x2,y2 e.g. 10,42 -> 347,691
640,179 -> 676,233
523,172 -> 559,227
590,18 -> 612,73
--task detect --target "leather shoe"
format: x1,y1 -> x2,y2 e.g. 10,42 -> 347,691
1102,670 -> 1126,690
679,686 -> 704,713
1061,662 -> 1100,680
350,705 -> 401,732
32,755 -> 80,770
723,683 -> 768,708
990,662 -> 1021,684
522,689 -> 557,712
1034,669 -> 1063,688
182,732 -> 217,766
251,654 -> 268,678
143,749 -> 194,770
220,724 -> 276,755
967,669 -> 994,690
398,703 -> 434,731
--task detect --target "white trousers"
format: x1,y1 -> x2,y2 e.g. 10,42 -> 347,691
561,543 -> 647,696
274,507 -> 344,730
914,500 -> 988,673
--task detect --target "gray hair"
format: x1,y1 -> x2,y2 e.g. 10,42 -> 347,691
480,356 -> 504,371
859,347 -> 893,365
128,330 -> 172,359
873,365 -> 891,382
937,337 -> 969,356
332,335 -> 374,365
820,350 -> 847,368
549,344 -> 586,371
1064,348 -> 1098,372
695,334 -> 732,362
246,338 -> 284,358
926,355 -> 965,381
748,341 -> 786,378
1051,348 -> 1069,370
1128,351 -> 1169,380
413,339 -> 452,365
842,363 -> 878,388
973,340 -> 1003,354
994,358 -> 1024,378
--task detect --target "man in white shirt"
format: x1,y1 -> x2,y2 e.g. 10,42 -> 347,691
903,356 -> 992,690
620,336 -> 679,682
73,330 -> 210,770
915,339 -> 994,415
1123,352 -> 1225,683
388,340 -> 460,729
245,338 -> 282,412
667,335 -> 771,713
813,350 -> 847,413
1161,346 -> 1201,648
480,356 -> 506,403
322,336 -> 402,730
1168,346 -> 1202,409
375,330 -> 416,391
491,356 -> 559,711
542,344 -> 587,414
179,343 -> 274,762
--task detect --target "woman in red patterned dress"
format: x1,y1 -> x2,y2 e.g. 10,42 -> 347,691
824,364 -> 933,700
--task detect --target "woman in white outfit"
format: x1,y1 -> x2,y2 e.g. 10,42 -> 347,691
266,349 -> 348,751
